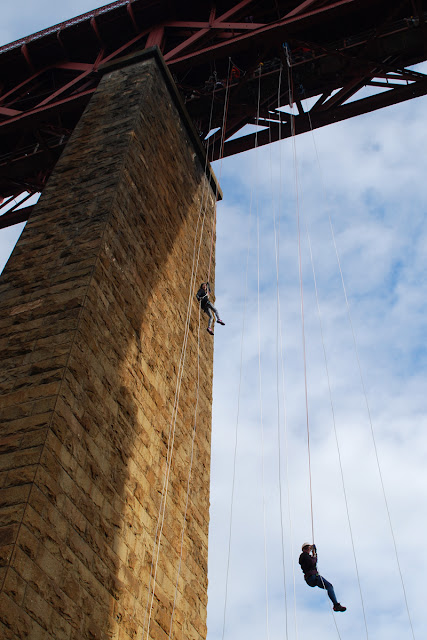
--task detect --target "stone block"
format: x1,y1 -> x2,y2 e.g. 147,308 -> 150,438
2,567 -> 27,606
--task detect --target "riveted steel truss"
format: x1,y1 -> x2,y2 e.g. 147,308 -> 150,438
1,0 -> 427,226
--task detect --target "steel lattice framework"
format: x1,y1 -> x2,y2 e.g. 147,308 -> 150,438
1,0 -> 427,226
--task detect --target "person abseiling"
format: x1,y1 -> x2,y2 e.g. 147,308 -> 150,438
299,543 -> 346,612
196,282 -> 225,335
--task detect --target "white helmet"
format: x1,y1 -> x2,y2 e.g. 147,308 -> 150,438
301,542 -> 311,551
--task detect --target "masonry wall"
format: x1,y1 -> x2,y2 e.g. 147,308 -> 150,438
0,53 -> 217,640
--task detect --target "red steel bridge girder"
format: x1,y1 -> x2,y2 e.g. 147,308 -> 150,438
1,0 -> 427,225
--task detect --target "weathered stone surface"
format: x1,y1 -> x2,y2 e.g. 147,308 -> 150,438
0,52 -> 216,639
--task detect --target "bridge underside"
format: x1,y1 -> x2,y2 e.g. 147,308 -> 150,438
1,0 -> 427,217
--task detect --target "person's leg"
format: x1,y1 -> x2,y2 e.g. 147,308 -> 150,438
305,575 -> 346,611
208,302 -> 219,321
204,305 -> 214,331
315,575 -> 338,606
207,302 -> 225,325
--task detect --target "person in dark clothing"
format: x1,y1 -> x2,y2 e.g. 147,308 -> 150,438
299,543 -> 346,612
196,282 -> 225,335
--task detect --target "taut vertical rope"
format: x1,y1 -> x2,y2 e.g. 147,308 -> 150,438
207,57 -> 232,283
285,45 -> 315,546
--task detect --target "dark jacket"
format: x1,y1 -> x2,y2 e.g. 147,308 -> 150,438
299,551 -> 318,577
196,283 -> 211,309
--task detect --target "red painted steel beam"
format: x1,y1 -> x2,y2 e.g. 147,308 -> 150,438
127,2 -> 140,32
0,107 -> 21,116
20,44 -> 35,73
0,89 -> 96,133
315,76 -> 367,111
0,204 -> 33,229
35,70 -> 93,109
97,28 -> 151,66
219,75 -> 427,159
90,17 -> 104,46
309,1 -> 414,113
165,0 -> 361,65
55,63 -> 94,71
0,68 -> 47,105
163,20 -> 265,29
163,0 -> 266,61
146,26 -> 165,48
284,0 -> 323,18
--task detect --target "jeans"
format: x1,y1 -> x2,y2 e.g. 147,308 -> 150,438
305,574 -> 338,605
203,302 -> 220,329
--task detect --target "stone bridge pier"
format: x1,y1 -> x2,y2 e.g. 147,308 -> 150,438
0,49 -> 219,640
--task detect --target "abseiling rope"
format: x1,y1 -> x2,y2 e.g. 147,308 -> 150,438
164,67 -> 231,640
303,90 -> 415,640
168,301 -> 203,638
285,46 -> 316,548
254,67 -> 272,640
285,51 -> 342,639
268,61 -> 296,640
329,197 -> 416,640
271,65 -> 289,640
219,65 -> 253,640
142,186 -> 210,640
277,267 -> 300,640
298,90 -> 369,634
220,65 -> 272,640
272,64 -> 302,640
207,57 -> 232,284
219,213 -> 251,640
166,73 -> 223,640
141,84 -> 221,640
304,217 -> 368,637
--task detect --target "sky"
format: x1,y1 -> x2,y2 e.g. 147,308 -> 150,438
1,3 -> 427,640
